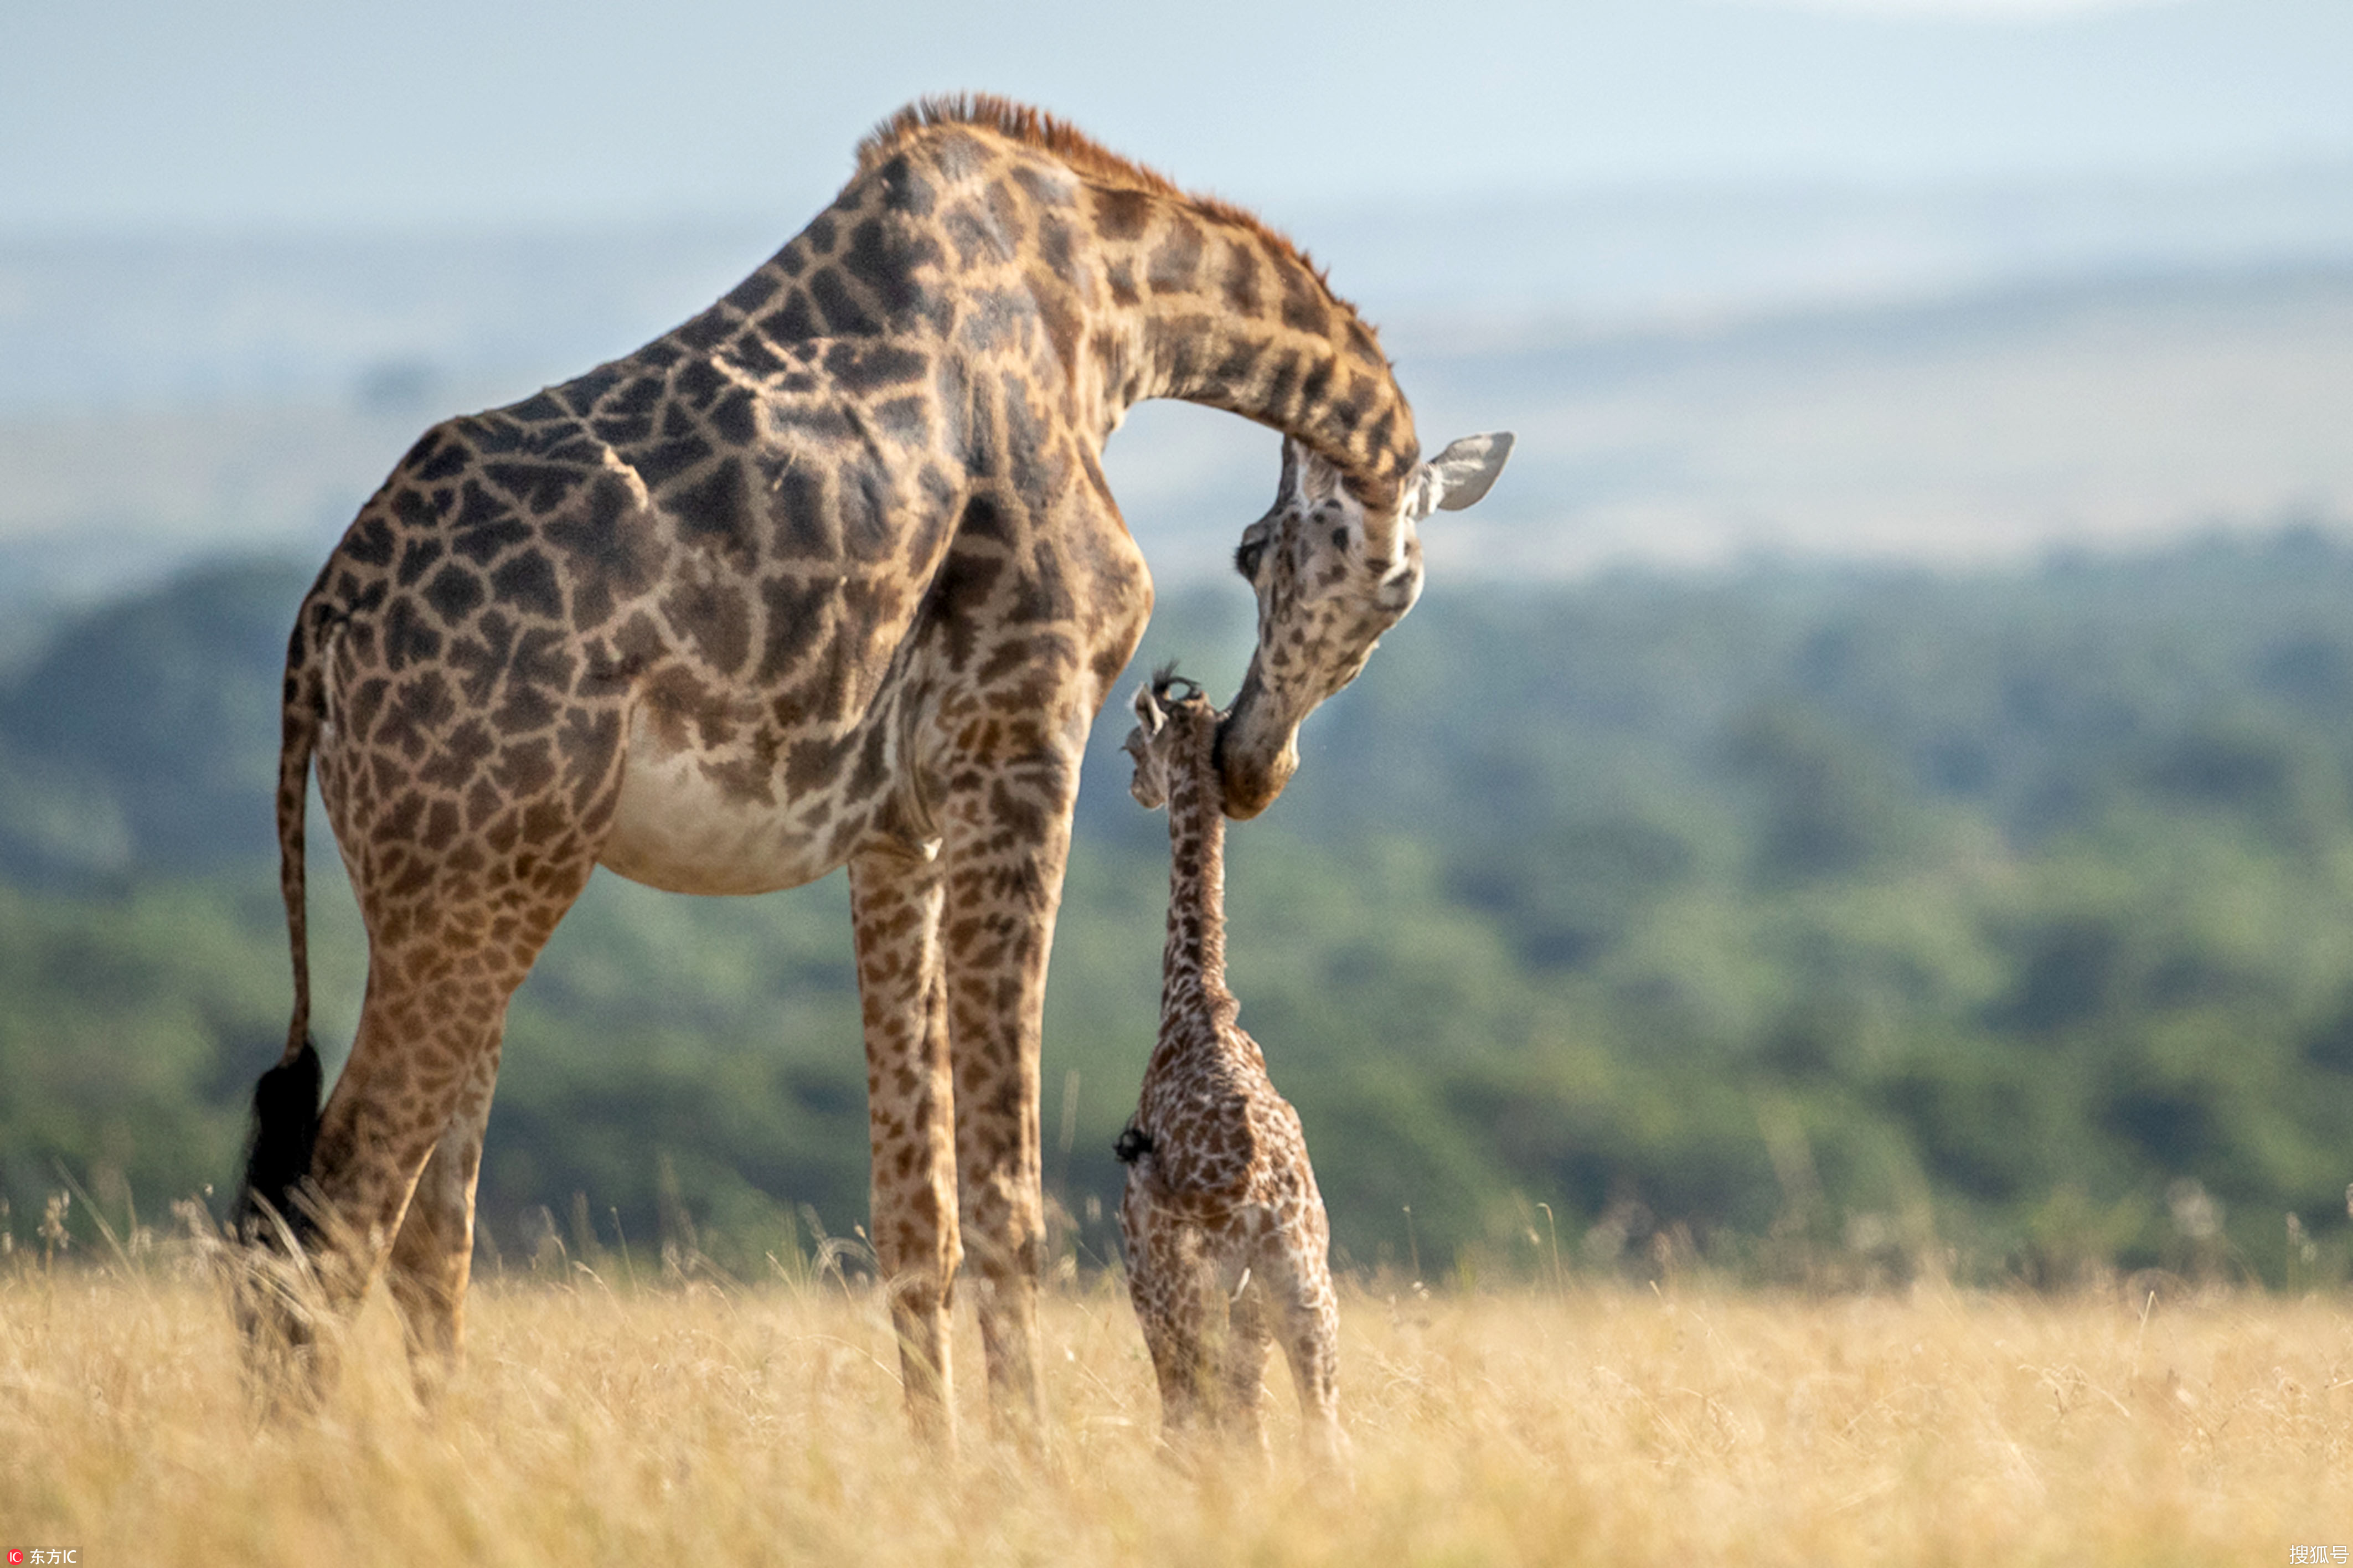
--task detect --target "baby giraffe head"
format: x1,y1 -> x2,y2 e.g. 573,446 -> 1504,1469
1123,666 -> 1218,811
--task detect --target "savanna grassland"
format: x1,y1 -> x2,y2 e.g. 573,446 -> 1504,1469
5,1253 -> 2351,1567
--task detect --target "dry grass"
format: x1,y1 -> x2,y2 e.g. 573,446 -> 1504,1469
5,1257 -> 2352,1566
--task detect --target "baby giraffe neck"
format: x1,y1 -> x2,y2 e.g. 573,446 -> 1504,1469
1162,713 -> 1234,1020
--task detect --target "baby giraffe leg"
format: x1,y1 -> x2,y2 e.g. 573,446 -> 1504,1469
1274,1249 -> 1349,1471
1125,1195 -> 1214,1443
1220,1265 -> 1273,1451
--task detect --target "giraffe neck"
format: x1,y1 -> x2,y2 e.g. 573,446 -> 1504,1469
1160,714 -> 1235,1027
1087,193 -> 1422,514
708,123 -> 1423,515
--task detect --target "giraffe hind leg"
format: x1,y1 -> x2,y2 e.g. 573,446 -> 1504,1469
1271,1240 -> 1349,1472
385,1044 -> 500,1405
1219,1261 -> 1273,1452
292,827 -> 599,1398
1124,1192 -> 1215,1443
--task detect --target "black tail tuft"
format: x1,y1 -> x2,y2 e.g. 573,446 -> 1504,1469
1113,1123 -> 1154,1165
236,1039 -> 322,1246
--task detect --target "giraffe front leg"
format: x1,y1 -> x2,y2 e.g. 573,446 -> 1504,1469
940,746 -> 1079,1448
849,849 -> 961,1450
385,1040 -> 500,1406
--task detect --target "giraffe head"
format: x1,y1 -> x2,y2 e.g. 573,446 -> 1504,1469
1123,667 -> 1216,812
1216,430 -> 1514,818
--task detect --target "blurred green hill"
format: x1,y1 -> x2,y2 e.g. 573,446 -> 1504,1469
8,535 -> 2353,1287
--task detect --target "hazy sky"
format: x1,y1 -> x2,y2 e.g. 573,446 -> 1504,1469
3,0 -> 2348,235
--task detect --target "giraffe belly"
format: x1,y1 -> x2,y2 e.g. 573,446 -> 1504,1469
597,728 -> 842,896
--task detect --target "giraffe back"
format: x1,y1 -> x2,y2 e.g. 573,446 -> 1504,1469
292,122 -> 1157,900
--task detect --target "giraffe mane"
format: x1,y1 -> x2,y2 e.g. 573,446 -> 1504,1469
857,94 -> 1384,363
860,94 -> 1187,200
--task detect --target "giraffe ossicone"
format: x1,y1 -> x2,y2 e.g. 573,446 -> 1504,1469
233,93 -> 1511,1443
1118,669 -> 1349,1468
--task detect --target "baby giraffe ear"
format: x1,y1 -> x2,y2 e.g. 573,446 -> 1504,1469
1131,682 -> 1165,733
1423,432 -> 1515,513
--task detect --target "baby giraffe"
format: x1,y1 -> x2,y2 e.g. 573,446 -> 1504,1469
1115,669 -> 1346,1467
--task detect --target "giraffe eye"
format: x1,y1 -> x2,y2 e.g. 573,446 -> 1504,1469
1234,538 -> 1267,580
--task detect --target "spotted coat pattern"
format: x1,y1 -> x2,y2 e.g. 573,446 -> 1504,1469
1116,675 -> 1344,1467
248,95 -> 1503,1443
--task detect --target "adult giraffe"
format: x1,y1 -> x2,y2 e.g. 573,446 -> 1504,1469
237,95 -> 1511,1445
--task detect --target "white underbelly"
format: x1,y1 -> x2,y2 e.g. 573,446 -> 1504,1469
597,721 -> 842,896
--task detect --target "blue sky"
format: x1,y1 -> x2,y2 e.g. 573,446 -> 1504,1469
3,0 -> 2349,234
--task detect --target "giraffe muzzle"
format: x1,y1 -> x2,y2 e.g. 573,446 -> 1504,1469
1212,702 -> 1298,821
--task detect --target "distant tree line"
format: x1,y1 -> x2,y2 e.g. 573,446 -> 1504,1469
8,530 -> 2353,1287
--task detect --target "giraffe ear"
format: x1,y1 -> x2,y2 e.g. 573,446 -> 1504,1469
1420,432 -> 1514,515
1131,682 -> 1165,733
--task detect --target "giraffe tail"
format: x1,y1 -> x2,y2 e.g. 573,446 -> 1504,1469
236,612 -> 328,1245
